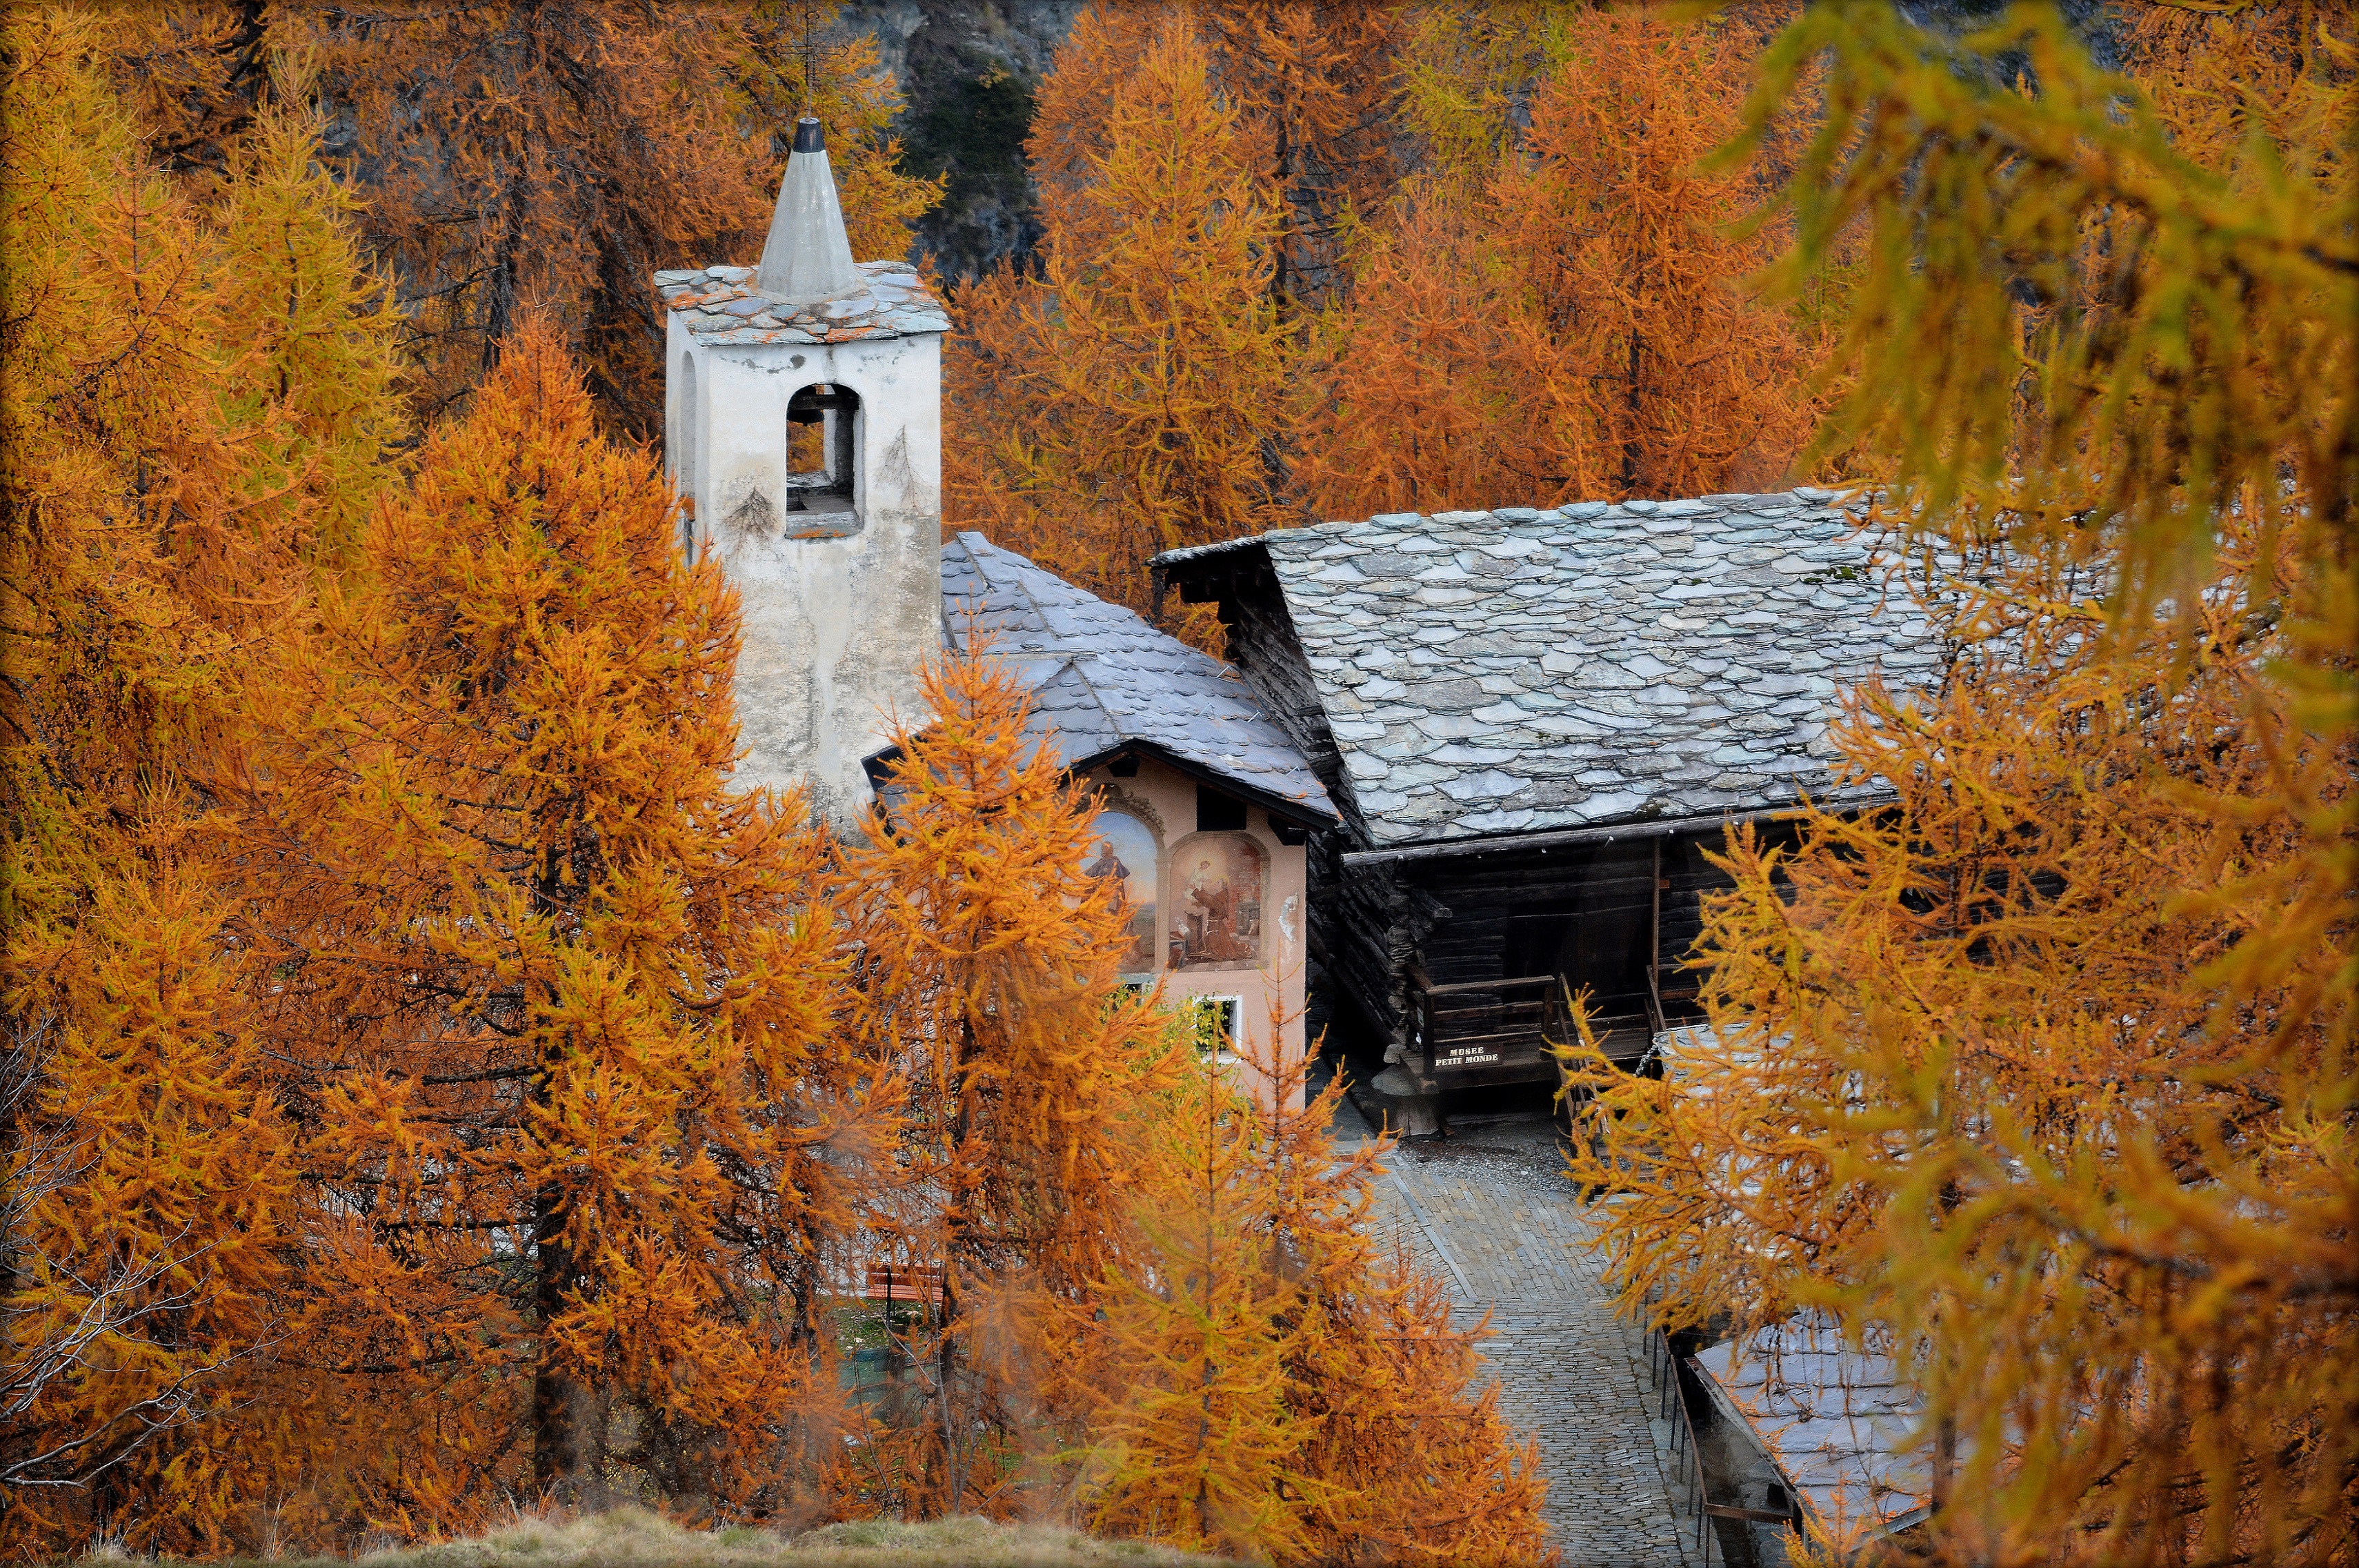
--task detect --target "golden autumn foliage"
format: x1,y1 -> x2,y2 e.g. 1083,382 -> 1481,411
946,13 -> 1297,635
822,668 -> 1541,1562
944,1 -> 1412,639
1296,5 -> 1820,517
832,655 -> 1182,1517
30,1 -> 2220,1558
1569,2 -> 2357,1562
2,12 -> 399,1547
729,1 -> 947,268
1011,2 -> 1406,317
1075,1023 -> 1549,1565
951,2 -> 1833,627
103,1 -> 938,436
0,63 -> 1543,1522
232,321 -> 886,1527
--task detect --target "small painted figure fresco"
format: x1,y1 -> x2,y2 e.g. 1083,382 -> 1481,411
1171,833 -> 1265,971
1084,811 -> 1160,975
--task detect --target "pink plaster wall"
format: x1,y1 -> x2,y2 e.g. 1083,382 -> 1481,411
1077,757 -> 1308,1109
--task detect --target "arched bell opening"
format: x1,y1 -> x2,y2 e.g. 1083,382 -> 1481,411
785,381 -> 859,535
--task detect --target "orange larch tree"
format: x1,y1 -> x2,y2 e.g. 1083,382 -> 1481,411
730,0 -> 946,266
1016,2 -> 1406,319
1297,5 -> 1820,518
0,14 -> 401,1548
291,0 -> 777,433
1072,1047 -> 1317,1562
106,0 -> 941,435
946,14 -> 1297,636
1569,3 -> 2355,1561
233,324 -> 881,1531
1075,1009 -> 1550,1565
837,654 -> 1183,1517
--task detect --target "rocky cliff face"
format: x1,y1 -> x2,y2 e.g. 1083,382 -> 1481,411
1898,0 -> 2121,68
840,0 -> 1084,280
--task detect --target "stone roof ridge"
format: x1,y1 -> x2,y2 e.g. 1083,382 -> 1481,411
945,533 -> 1193,655
653,257 -> 949,347
953,530 -> 1132,619
1150,489 -> 1871,570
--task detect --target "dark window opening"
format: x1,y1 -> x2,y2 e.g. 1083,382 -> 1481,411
785,382 -> 859,537
1196,784 -> 1247,833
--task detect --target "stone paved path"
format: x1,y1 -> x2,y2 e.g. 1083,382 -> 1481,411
1336,1098 -> 1693,1567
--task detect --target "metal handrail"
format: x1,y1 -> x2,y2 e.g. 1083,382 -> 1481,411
1642,1301 -> 1718,1567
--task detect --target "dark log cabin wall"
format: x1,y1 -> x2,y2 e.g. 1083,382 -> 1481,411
1161,544 -> 1815,1089
1170,550 -> 1406,1055
1410,826 -> 1810,1006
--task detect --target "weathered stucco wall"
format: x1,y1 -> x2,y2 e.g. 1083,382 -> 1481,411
667,315 -> 944,822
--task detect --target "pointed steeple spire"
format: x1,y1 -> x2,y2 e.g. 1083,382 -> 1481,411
756,118 -> 864,306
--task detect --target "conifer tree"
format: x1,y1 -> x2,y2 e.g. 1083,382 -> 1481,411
946,14 -> 1296,636
1075,1052 -> 1314,1561
110,0 -> 941,435
1247,1031 -> 1547,1567
207,66 -> 408,559
732,0 -> 946,265
1075,1012 -> 1549,1565
1297,6 -> 1820,516
1572,4 -> 2356,1560
1017,3 -> 1406,319
840,655 -> 1182,1515
0,14 -> 357,1549
237,324 -> 877,1527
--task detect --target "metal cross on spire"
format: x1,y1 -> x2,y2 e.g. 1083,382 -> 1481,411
798,0 -> 819,120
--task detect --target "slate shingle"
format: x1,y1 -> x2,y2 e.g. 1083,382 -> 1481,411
653,259 -> 950,345
922,533 -> 1338,824
1155,490 -> 1935,850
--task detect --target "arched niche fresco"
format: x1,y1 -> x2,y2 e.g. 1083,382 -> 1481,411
1168,832 -> 1266,972
1083,809 -> 1161,976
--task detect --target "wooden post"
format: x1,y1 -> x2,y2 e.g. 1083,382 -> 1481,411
1650,837 -> 1662,992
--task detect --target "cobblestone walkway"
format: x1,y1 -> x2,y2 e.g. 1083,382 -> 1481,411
1337,1099 -> 1692,1567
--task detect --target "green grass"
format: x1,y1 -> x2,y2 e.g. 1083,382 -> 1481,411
220,1509 -> 1231,1568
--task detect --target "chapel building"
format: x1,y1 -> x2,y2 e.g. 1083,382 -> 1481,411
658,120 -> 1937,1131
655,119 -> 1333,1085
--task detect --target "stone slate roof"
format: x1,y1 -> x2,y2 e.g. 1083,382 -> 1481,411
1695,1309 -> 1929,1540
924,533 -> 1338,825
1155,491 -> 1938,850
653,259 -> 948,345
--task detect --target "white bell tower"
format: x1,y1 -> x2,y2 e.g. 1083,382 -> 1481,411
657,117 -> 949,822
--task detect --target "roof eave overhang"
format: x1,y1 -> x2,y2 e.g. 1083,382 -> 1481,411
860,736 -> 1340,833
1150,537 -> 1273,615
1068,739 -> 1337,831
1338,791 -> 1899,871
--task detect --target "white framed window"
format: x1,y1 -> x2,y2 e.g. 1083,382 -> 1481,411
1180,994 -> 1244,1064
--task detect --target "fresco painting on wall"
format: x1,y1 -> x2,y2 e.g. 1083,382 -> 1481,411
1172,834 -> 1264,971
1084,811 -> 1160,975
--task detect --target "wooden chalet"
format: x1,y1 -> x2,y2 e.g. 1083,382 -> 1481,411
1153,490 -> 1936,1130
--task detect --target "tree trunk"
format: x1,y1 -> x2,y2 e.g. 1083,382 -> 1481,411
530,1175 -> 584,1495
